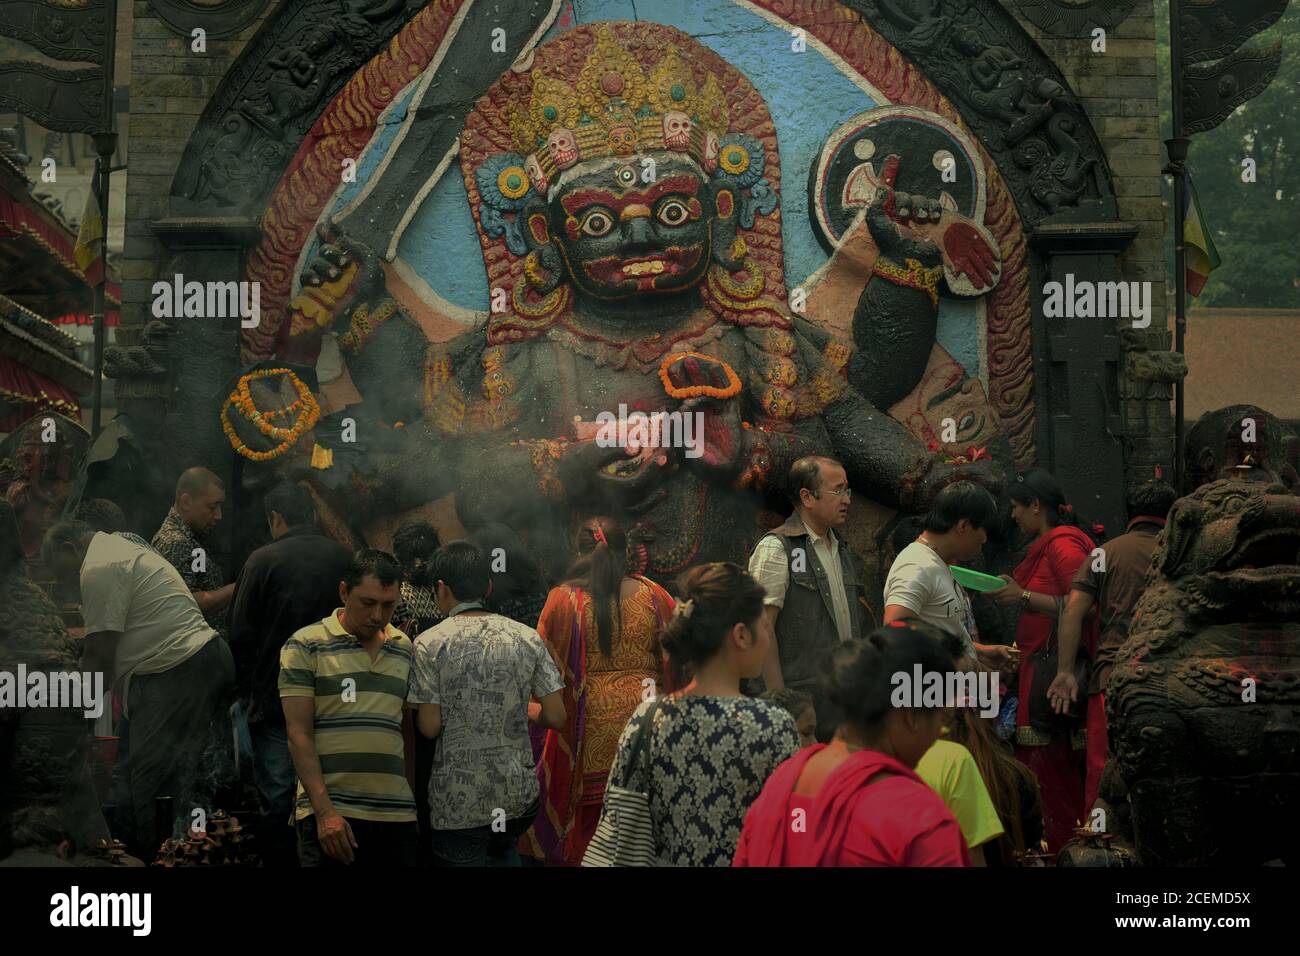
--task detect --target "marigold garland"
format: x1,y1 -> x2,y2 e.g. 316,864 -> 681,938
222,368 -> 321,462
659,351 -> 742,400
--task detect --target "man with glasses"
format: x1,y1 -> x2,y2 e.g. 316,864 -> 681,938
748,456 -> 860,741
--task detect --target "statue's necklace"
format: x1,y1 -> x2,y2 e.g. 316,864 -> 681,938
549,310 -> 724,374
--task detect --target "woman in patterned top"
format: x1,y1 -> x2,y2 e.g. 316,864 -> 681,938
605,562 -> 799,866
528,518 -> 675,865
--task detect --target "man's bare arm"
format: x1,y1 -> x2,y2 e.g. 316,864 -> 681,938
1047,590 -> 1096,713
416,702 -> 442,739
284,696 -> 357,863
535,689 -> 566,730
193,582 -> 235,615
283,697 -> 334,820
883,603 -> 915,624
1057,590 -> 1094,675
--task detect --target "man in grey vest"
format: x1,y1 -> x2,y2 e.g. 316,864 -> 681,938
748,456 -> 861,741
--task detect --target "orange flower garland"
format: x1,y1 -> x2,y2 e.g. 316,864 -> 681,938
222,368 -> 321,462
658,351 -> 742,401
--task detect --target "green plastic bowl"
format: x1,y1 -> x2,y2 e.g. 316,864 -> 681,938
948,565 -> 1006,593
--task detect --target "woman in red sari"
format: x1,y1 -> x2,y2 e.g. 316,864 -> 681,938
733,623 -> 970,867
990,469 -> 1100,853
524,518 -> 675,865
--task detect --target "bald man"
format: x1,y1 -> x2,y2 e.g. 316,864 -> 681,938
152,467 -> 235,636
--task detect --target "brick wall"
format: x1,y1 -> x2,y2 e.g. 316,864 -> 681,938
118,3 -> 269,337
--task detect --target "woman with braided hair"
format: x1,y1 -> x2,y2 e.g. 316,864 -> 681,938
527,517 -> 675,865
989,468 -> 1101,852
600,562 -> 798,866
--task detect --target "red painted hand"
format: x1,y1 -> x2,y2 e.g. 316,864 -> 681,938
943,220 -> 997,289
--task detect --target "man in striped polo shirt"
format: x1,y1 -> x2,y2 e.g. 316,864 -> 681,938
280,549 -> 417,866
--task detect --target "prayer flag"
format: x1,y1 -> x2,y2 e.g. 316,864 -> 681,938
1183,171 -> 1220,298
75,172 -> 104,288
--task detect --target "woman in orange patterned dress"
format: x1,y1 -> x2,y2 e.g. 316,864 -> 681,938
525,517 -> 675,865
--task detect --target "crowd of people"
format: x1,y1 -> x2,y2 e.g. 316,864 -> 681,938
26,452 -> 1179,867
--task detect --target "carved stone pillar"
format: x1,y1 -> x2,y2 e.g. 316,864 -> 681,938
1119,324 -> 1186,485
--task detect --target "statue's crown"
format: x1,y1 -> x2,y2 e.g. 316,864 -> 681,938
509,26 -> 731,187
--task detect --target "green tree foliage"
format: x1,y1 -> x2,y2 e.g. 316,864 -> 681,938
1156,0 -> 1300,308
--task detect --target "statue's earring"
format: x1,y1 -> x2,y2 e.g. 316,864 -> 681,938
524,252 -> 550,290
520,205 -> 565,294
710,185 -> 745,272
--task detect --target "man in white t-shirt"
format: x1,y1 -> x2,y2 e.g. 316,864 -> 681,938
42,520 -> 235,856
883,482 -> 1012,670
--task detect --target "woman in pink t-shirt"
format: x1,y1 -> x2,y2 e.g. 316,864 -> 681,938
733,623 -> 969,867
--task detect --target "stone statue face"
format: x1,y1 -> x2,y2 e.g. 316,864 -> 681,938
911,363 -> 999,450
1153,478 -> 1299,594
547,152 -> 711,300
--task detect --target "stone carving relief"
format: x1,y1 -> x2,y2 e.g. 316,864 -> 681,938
0,0 -> 109,63
146,0 -> 272,40
843,0 -> 1116,224
1015,0 -> 1138,37
172,0 -> 426,211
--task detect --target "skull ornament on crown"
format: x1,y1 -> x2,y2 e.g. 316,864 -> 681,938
545,127 -> 579,173
663,110 -> 692,150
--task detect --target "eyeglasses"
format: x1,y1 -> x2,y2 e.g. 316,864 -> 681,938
820,487 -> 852,499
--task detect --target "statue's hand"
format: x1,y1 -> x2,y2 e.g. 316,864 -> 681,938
864,155 -> 943,267
288,224 -> 386,335
660,352 -> 746,472
943,220 -> 998,291
677,395 -> 745,472
557,439 -> 674,513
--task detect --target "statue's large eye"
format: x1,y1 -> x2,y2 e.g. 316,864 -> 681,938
580,210 -> 615,237
657,199 -> 690,227
959,412 -> 976,432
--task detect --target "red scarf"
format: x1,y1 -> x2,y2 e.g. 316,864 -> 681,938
1012,524 -> 1095,652
738,746 -> 926,867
